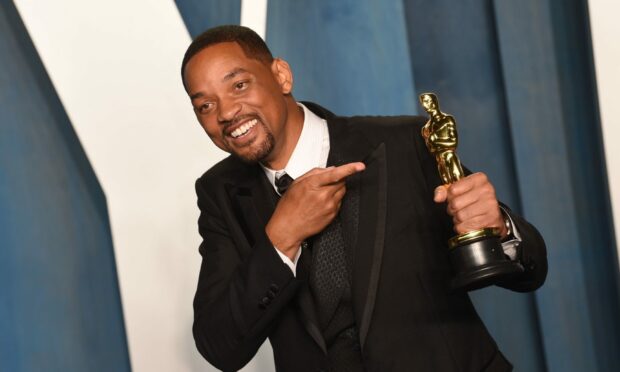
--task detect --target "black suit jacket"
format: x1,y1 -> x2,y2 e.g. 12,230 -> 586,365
192,102 -> 547,372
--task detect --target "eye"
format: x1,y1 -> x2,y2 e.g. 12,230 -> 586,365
234,80 -> 248,90
197,102 -> 214,115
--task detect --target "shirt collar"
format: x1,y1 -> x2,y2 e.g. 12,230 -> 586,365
261,103 -> 328,187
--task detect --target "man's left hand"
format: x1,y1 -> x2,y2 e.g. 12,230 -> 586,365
433,172 -> 507,238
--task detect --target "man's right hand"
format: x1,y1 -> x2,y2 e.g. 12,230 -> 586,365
265,162 -> 366,260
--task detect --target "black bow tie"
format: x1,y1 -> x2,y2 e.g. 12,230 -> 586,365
275,173 -> 294,195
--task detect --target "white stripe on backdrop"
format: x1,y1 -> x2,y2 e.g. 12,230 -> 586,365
13,0 -> 273,370
588,0 -> 620,267
241,0 -> 268,39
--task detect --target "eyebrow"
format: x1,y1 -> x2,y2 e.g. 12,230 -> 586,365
222,67 -> 248,82
190,92 -> 203,100
189,68 -> 249,101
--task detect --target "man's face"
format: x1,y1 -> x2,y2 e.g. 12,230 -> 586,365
184,42 -> 292,164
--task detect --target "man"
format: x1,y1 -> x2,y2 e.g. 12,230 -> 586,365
182,25 -> 547,372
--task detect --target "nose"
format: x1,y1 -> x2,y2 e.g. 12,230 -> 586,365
217,98 -> 242,123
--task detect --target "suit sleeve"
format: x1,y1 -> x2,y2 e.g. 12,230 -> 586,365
192,177 -> 301,371
496,207 -> 548,292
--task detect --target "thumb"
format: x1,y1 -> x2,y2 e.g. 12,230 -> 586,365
434,185 -> 448,203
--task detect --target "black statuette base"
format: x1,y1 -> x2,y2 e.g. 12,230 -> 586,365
449,236 -> 524,291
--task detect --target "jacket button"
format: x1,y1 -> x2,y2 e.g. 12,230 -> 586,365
258,296 -> 270,309
269,283 -> 279,292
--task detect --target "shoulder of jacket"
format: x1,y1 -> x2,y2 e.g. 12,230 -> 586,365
333,115 -> 427,147
343,115 -> 426,133
196,155 -> 249,188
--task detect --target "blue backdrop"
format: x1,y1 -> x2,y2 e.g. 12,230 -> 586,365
0,1 -> 130,371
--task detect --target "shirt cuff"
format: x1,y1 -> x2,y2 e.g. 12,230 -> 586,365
274,246 -> 303,277
500,206 -> 522,260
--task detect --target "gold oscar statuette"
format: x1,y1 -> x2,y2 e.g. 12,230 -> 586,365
419,93 -> 523,290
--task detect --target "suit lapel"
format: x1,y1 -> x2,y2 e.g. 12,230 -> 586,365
225,163 -> 277,257
352,143 -> 387,349
325,114 -> 387,350
325,122 -> 362,285
226,160 -> 329,353
295,272 -> 328,354
297,110 -> 387,353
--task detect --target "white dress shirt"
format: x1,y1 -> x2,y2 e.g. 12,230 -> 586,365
261,103 -> 330,275
261,103 -> 520,276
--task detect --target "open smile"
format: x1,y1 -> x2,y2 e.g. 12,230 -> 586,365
229,118 -> 258,139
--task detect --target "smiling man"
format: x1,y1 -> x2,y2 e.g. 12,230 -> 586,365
184,40 -> 296,168
182,25 -> 547,372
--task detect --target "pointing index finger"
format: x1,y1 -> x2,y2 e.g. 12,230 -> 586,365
296,166 -> 334,183
317,162 -> 366,185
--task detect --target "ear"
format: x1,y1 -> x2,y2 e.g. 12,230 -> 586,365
271,58 -> 294,95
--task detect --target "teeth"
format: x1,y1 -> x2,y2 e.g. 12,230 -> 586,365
231,119 -> 257,138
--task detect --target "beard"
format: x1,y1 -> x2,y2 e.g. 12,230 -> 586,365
231,122 -> 276,164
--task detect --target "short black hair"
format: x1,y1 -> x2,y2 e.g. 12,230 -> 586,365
181,25 -> 274,90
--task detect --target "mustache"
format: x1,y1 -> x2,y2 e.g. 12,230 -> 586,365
219,114 -> 259,129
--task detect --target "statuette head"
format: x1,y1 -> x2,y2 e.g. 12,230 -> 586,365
420,93 -> 439,113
